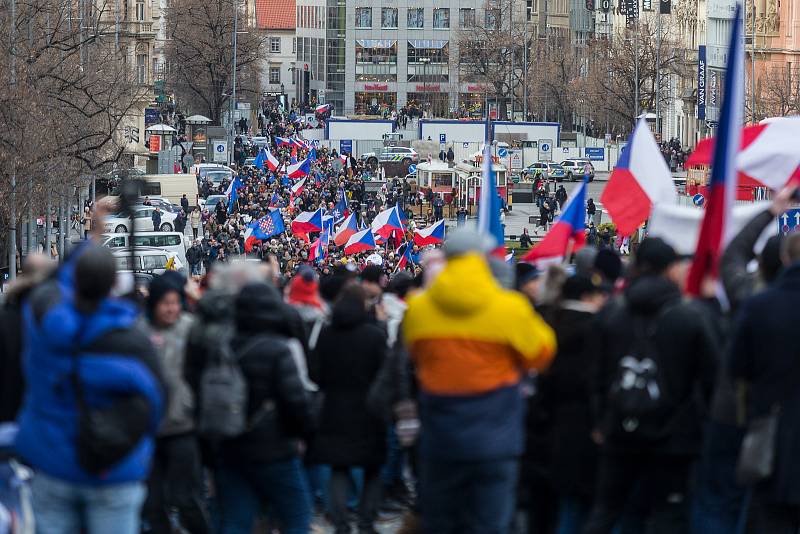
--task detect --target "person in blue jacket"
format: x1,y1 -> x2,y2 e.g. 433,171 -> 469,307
14,245 -> 165,534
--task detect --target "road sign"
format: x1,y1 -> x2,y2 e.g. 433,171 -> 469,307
463,142 -> 469,148
407,164 -> 417,174
212,139 -> 227,163
584,147 -> 605,161
498,147 -> 508,158
439,133 -> 446,143
509,148 -> 523,170
539,139 -> 553,161
339,139 -> 353,155
692,193 -> 705,207
778,208 -> 800,235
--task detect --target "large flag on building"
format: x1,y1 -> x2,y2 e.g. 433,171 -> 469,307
291,208 -> 323,235
244,209 -> 285,252
686,3 -> 743,296
600,118 -> 676,237
522,178 -> 588,262
686,116 -> 800,190
371,206 -> 404,239
477,144 -> 505,254
334,212 -> 359,246
414,218 -> 445,246
344,228 -> 377,255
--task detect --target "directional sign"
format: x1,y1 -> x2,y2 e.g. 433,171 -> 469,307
584,147 -> 605,161
498,147 -> 508,158
692,193 -> 705,207
538,139 -> 553,161
439,133 -> 447,143
463,142 -> 469,148
339,139 -> 353,155
778,208 -> 800,235
407,164 -> 417,174
212,139 -> 227,163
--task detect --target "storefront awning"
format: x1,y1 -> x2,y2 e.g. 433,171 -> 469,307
408,40 -> 448,49
356,39 -> 397,48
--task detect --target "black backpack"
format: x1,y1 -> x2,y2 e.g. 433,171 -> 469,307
605,305 -> 675,444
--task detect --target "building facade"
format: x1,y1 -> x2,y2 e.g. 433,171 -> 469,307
255,0 -> 298,107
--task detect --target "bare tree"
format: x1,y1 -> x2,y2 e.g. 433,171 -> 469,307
166,0 -> 265,124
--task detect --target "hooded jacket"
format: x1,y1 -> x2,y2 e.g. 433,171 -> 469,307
403,253 -> 556,461
14,280 -> 165,485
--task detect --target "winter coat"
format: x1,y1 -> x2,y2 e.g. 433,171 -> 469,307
152,211 -> 162,229
720,208 -> 773,312
140,314 -> 194,436
15,279 -> 165,485
309,297 -> 387,468
190,210 -> 201,229
538,303 -> 599,498
403,253 -> 556,461
593,275 -> 719,456
729,264 -> 800,505
186,245 -> 203,266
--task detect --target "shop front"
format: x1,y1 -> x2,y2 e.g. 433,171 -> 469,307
406,88 -> 449,119
458,85 -> 485,118
354,84 -> 397,115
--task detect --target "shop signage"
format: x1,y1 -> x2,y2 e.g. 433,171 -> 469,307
364,83 -> 389,91
466,85 -> 485,92
415,85 -> 440,92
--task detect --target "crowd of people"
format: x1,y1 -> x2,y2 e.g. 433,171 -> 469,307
1,100 -> 799,534
659,138 -> 690,172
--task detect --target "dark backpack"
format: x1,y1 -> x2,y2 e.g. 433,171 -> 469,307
605,304 -> 675,444
197,334 -> 261,440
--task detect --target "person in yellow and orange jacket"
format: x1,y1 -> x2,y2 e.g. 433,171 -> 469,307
403,228 -> 556,534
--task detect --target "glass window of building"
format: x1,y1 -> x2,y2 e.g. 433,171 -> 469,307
407,40 -> 449,82
269,66 -> 280,84
486,8 -> 500,29
433,8 -> 449,29
270,37 -> 281,53
135,0 -> 144,20
355,40 -> 397,82
354,92 -> 397,115
355,7 -> 372,28
407,8 -> 424,29
382,8 -> 398,29
459,8 -> 475,28
136,53 -> 147,84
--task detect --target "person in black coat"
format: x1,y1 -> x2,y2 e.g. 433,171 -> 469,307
185,282 -> 315,534
309,284 -> 387,534
584,238 -> 719,534
729,232 -> 800,532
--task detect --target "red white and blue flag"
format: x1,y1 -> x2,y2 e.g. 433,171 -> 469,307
344,228 -> 377,255
275,136 -> 293,147
287,158 -> 311,178
290,177 -> 307,196
309,230 -> 330,262
395,241 -> 413,272
316,103 -> 333,114
686,4 -> 743,296
414,218 -> 445,246
225,176 -> 245,215
334,212 -> 359,246
263,147 -> 281,172
332,188 -> 349,223
477,144 -> 506,255
601,118 -> 676,237
371,206 -> 405,239
522,178 -> 589,262
244,209 -> 286,252
291,208 -> 323,235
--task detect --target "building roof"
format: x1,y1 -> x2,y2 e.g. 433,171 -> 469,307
255,0 -> 295,30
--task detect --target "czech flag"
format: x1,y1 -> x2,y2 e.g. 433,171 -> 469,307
344,228 -> 377,255
600,118 -> 676,237
477,144 -> 505,255
395,201 -> 408,225
316,103 -> 333,114
287,158 -> 311,178
686,4 -> 743,296
309,230 -> 329,262
395,241 -> 413,272
334,212 -> 359,246
321,214 -> 334,236
686,116 -> 800,190
291,208 -> 323,235
333,188 -> 349,223
414,218 -> 445,246
244,209 -> 286,252
290,177 -> 306,196
275,136 -> 293,147
264,146 -> 280,172
225,176 -> 245,215
371,206 -> 405,239
522,178 -> 588,262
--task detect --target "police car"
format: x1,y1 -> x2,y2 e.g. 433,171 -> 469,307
362,146 -> 419,167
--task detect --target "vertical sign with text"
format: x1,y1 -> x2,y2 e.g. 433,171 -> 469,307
697,45 -> 706,120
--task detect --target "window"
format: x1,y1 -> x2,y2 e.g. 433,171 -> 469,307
355,7 -> 372,28
407,40 -> 449,82
355,39 -> 397,81
135,0 -> 144,20
104,236 -> 126,248
142,255 -> 168,270
485,8 -> 500,29
381,8 -> 398,28
433,8 -> 449,29
269,66 -> 281,84
407,8 -> 423,29
136,53 -> 147,84
133,235 -> 182,247
459,8 -> 475,28
292,37 -> 297,54
270,37 -> 280,53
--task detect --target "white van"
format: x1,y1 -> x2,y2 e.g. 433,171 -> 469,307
102,232 -> 189,266
112,247 -> 185,275
141,174 -> 200,208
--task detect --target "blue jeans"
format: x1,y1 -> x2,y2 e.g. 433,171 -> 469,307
31,472 -> 146,534
419,457 -> 519,534
190,262 -> 201,276
213,457 -> 311,534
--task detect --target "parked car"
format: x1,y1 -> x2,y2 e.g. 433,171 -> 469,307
250,136 -> 270,148
362,146 -> 419,166
112,247 -> 184,275
135,196 -> 182,213
527,161 -> 567,182
200,194 -> 227,212
560,159 -> 595,182
103,206 -> 179,233
102,232 -> 189,266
